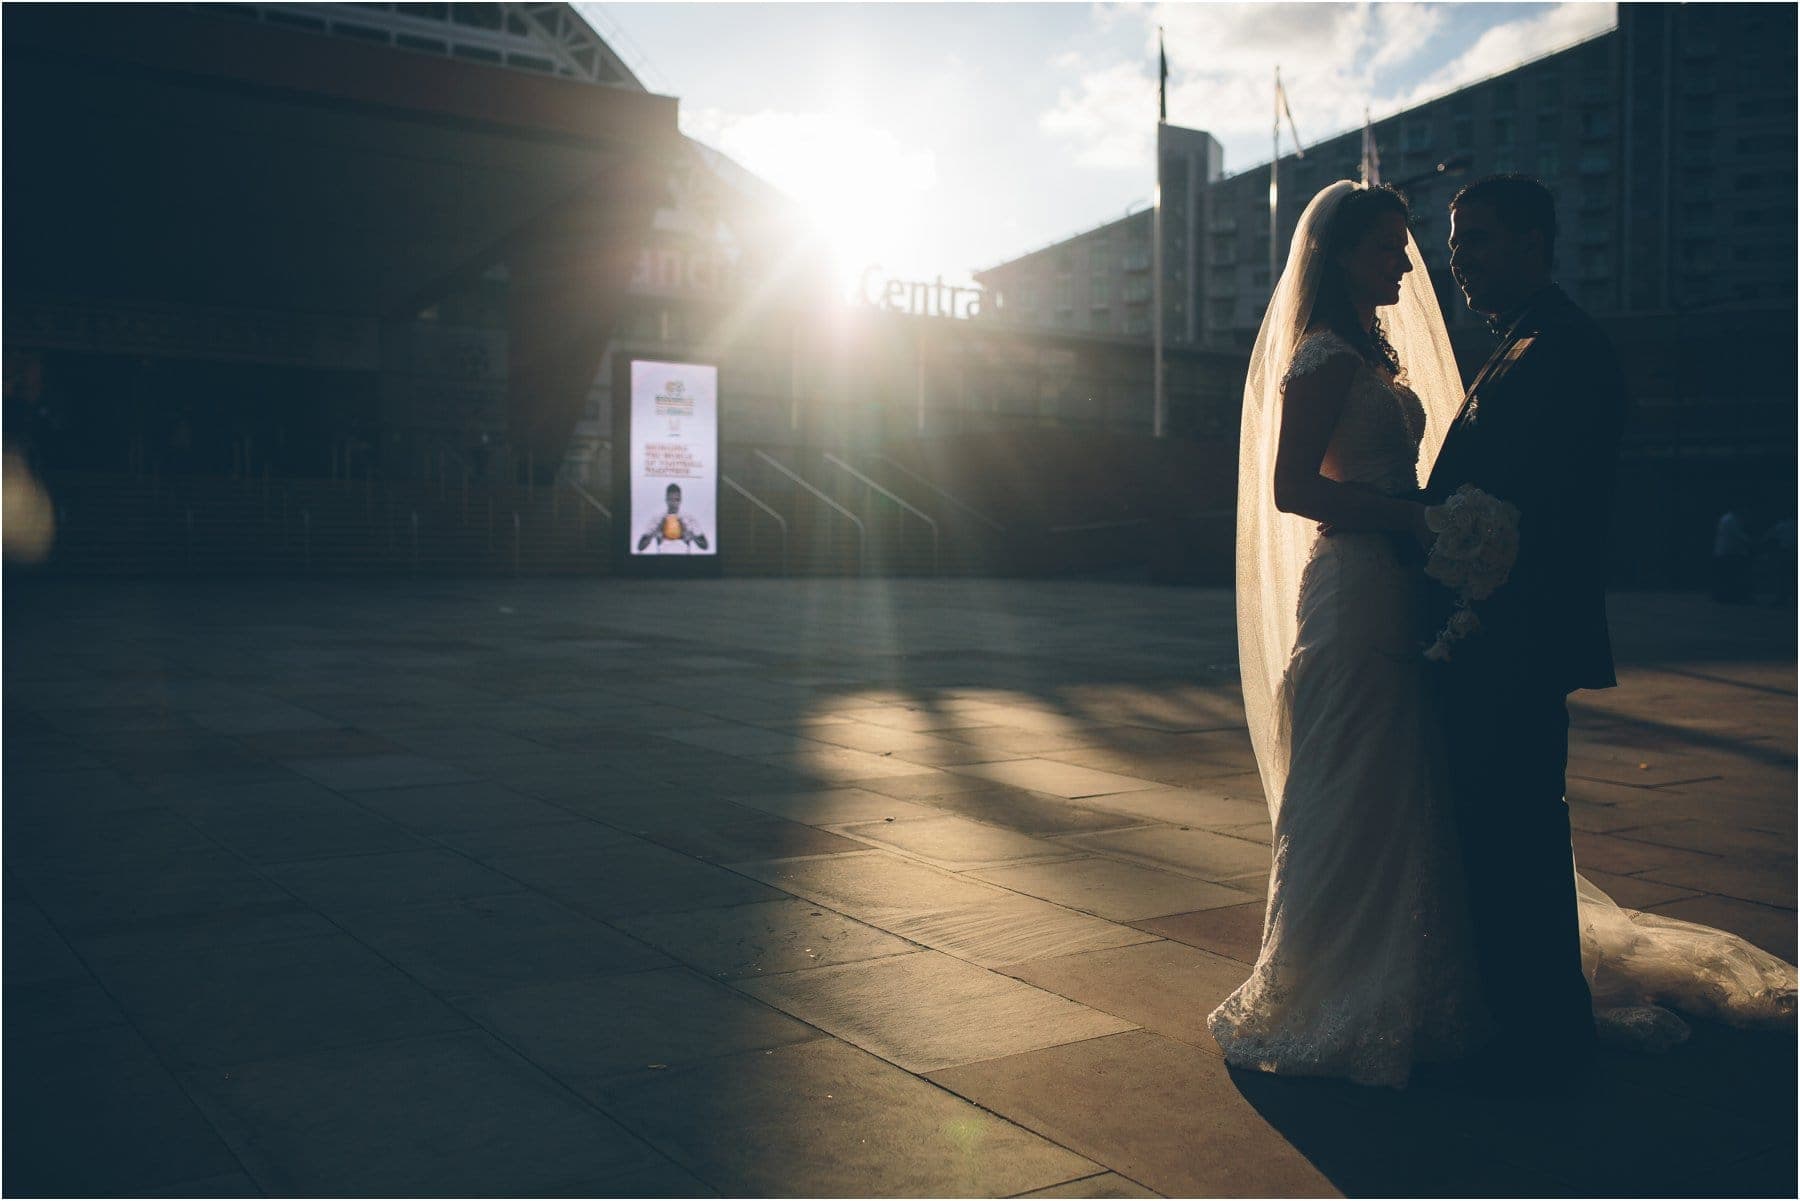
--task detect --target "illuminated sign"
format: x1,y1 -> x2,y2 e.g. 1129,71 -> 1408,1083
859,267 -> 985,319
627,359 -> 718,558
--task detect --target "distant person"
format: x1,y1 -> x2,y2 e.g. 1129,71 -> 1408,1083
1711,505 -> 1754,603
636,483 -> 708,553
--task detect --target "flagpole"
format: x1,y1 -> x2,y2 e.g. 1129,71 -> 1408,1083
1152,26 -> 1166,439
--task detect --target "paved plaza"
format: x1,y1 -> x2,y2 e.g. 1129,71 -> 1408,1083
3,576 -> 1794,1198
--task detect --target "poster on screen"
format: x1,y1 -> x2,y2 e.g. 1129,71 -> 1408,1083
628,359 -> 718,557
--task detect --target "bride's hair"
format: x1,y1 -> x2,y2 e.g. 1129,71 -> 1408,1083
1306,184 -> 1408,378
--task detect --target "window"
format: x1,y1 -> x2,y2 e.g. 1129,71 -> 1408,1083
1403,123 -> 1433,152
331,21 -> 390,42
1493,117 -> 1514,144
1493,80 -> 1518,111
1580,111 -> 1612,139
1210,299 -> 1235,326
1679,238 -> 1717,264
1538,147 -> 1562,177
453,4 -> 504,29
1578,153 -> 1611,175
1090,277 -> 1109,307
1538,114 -> 1561,141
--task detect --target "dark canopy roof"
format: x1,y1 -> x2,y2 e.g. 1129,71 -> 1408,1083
3,3 -> 679,320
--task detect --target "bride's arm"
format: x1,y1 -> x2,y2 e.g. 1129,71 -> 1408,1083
1273,356 -> 1433,546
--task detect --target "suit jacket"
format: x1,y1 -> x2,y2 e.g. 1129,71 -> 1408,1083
1425,285 -> 1628,694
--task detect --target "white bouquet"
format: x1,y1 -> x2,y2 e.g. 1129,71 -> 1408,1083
1423,484 -> 1521,661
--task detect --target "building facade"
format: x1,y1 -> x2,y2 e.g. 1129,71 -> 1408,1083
977,4 -> 1797,350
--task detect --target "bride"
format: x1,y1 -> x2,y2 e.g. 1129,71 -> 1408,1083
1207,180 -> 1795,1088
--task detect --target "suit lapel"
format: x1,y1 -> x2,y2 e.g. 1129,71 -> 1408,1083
1435,332 -> 1513,465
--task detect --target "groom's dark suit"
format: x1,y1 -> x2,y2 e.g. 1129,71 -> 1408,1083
1424,283 -> 1628,1061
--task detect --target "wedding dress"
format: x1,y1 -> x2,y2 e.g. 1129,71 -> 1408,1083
1208,327 -> 1489,1086
1209,181 -> 1796,1089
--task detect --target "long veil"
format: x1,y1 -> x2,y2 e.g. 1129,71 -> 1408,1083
1235,181 -> 1463,822
1235,180 -> 1795,1037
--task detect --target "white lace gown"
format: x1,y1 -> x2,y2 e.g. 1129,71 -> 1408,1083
1210,330 -> 1486,1088
1210,329 -> 1796,1088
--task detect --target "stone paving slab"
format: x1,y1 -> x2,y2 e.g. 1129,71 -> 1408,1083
1130,902 -> 1268,964
4,1022 -> 244,1197
80,931 -> 472,1070
947,758 -> 1169,799
332,892 -> 674,993
453,967 -> 822,1080
929,1030 -> 1337,1197
971,856 -> 1253,922
4,579 -> 1793,1197
836,813 -> 1078,870
1002,940 -> 1252,1052
584,1037 -> 1101,1198
729,785 -> 946,825
181,1030 -> 660,1196
734,851 -> 1158,969
612,897 -> 918,980
912,785 -> 1150,836
1018,1171 -> 1160,1198
739,949 -> 1137,1073
1062,825 -> 1273,884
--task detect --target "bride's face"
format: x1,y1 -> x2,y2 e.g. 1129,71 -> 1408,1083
1334,212 -> 1412,311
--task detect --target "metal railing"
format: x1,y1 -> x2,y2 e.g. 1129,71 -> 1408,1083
823,452 -> 938,574
871,453 -> 1007,533
722,473 -> 788,574
566,481 -> 612,520
753,449 -> 865,575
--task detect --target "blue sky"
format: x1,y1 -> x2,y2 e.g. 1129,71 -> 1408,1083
579,2 -> 1617,295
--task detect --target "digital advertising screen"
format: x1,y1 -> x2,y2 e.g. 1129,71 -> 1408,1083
625,358 -> 718,560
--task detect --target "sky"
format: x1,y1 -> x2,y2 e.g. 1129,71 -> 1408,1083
577,2 -> 1618,299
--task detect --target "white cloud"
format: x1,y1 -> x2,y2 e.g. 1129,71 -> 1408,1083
1039,2 -> 1618,179
1040,59 -> 1158,170
1395,3 -> 1617,108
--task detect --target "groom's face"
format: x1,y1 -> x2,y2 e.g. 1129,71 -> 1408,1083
1449,200 -> 1534,318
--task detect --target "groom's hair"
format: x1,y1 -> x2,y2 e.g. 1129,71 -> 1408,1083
1451,174 -> 1557,264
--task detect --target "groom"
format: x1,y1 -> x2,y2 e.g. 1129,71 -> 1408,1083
1426,175 -> 1628,1075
